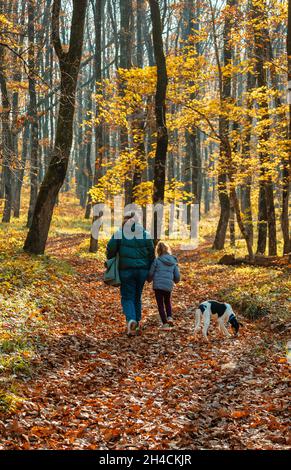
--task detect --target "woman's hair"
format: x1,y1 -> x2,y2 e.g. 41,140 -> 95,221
156,241 -> 172,257
122,212 -> 139,227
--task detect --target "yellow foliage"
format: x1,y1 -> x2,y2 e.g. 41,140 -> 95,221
87,0 -> 288,202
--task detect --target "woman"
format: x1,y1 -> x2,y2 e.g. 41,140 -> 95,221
106,213 -> 155,336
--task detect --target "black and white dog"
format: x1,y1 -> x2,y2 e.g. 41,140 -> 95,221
194,300 -> 242,341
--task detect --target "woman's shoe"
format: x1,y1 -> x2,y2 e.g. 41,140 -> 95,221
136,323 -> 142,336
161,323 -> 171,331
127,320 -> 137,337
167,317 -> 174,326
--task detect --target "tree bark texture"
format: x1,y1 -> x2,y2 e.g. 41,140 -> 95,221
24,0 -> 87,254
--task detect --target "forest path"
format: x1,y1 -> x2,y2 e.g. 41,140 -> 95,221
3,235 -> 290,450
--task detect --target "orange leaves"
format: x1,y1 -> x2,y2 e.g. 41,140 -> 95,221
98,352 -> 113,360
145,397 -> 155,408
134,376 -> 144,383
130,405 -> 141,413
103,428 -> 121,443
6,419 -> 25,436
249,415 -> 265,428
277,357 -> 287,364
175,367 -> 189,375
231,410 -> 250,419
30,426 -> 54,438
216,408 -> 229,418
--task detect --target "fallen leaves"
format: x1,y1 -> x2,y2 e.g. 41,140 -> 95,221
277,357 -> 287,364
5,418 -> 25,436
103,429 -> 121,443
0,232 -> 290,451
231,410 -> 250,419
30,425 -> 54,437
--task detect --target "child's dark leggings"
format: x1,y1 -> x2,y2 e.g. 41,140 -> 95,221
154,289 -> 172,324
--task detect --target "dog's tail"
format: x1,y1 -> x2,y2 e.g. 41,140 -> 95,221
194,309 -> 202,333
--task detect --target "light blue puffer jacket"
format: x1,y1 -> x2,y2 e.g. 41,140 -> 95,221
148,254 -> 180,292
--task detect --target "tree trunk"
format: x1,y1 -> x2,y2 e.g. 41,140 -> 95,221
230,187 -> 254,259
89,0 -> 104,253
131,0 -> 147,201
253,0 -> 277,256
183,1 -> 201,220
212,0 -> 232,250
136,0 -> 144,68
229,202 -> 235,248
241,62 -> 255,247
14,123 -> 29,218
119,0 -> 133,206
84,136 -> 93,219
27,0 -> 40,227
149,0 -> 168,242
76,87 -> 87,208
257,184 -> 268,254
24,0 -> 87,254
0,44 -> 14,223
283,0 -> 291,254
144,13 -> 155,66
213,171 -> 230,249
84,84 -> 93,219
189,129 -> 201,207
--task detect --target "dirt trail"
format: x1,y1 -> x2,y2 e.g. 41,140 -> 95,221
2,236 -> 290,450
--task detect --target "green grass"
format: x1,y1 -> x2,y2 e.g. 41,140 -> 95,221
0,389 -> 22,413
0,354 -> 33,376
0,195 -> 81,412
75,237 -> 107,262
217,265 -> 291,321
0,338 -> 32,354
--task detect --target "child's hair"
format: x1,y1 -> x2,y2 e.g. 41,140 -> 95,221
156,241 -> 172,257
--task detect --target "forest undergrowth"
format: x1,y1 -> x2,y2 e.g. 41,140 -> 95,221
0,196 -> 290,449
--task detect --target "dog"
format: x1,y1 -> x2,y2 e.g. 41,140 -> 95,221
194,300 -> 242,341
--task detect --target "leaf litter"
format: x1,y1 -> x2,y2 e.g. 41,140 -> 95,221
0,236 -> 290,450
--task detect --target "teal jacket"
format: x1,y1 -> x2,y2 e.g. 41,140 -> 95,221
106,224 -> 155,271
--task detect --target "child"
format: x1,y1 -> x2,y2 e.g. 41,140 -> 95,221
148,242 -> 180,329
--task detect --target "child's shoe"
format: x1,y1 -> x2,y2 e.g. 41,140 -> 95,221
161,323 -> 171,331
167,317 -> 174,326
